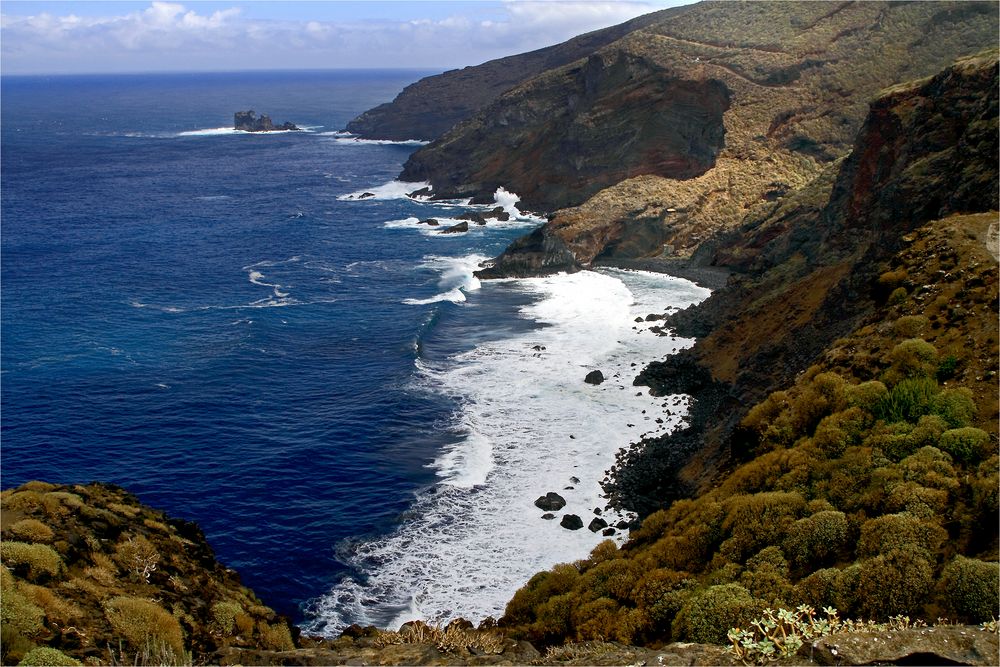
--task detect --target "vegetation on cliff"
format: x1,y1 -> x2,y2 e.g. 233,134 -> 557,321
0,482 -> 296,665
496,51 -> 999,652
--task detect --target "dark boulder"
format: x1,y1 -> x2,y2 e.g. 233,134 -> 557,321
602,527 -> 617,536
418,218 -> 439,226
540,513 -> 556,520
439,221 -> 469,234
585,370 -> 605,385
458,211 -> 488,224
588,517 -> 608,532
560,514 -> 583,530
486,206 -> 511,221
357,192 -> 375,200
407,187 -> 433,199
534,492 -> 566,511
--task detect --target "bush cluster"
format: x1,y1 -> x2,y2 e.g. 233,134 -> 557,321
500,335 -> 998,646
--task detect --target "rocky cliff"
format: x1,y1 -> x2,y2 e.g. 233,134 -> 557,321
343,8 -> 685,141
609,49 -> 998,513
421,0 -> 997,264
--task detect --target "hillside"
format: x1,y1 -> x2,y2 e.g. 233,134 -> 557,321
391,1 -> 996,236
343,7 -> 685,141
495,49 -> 999,652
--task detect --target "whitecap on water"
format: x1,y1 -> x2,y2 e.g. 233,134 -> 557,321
339,180 -> 432,201
304,267 -> 711,635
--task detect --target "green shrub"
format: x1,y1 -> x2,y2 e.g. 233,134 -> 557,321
908,415 -> 949,450
573,597 -> 621,641
939,557 -> 1000,622
504,563 -> 579,626
18,647 -> 81,666
794,568 -> 841,610
783,511 -> 848,568
720,492 -> 806,562
104,596 -> 186,665
935,355 -> 959,381
971,456 -> 999,517
531,592 -> 576,640
874,377 -> 939,423
893,315 -> 929,337
888,286 -> 908,305
857,513 -> 947,559
211,600 -> 243,635
844,380 -> 889,412
931,387 -> 977,428
259,622 -> 295,651
866,421 -> 916,461
885,481 -> 948,518
6,520 -> 54,544
1,568 -> 44,637
582,558 -> 641,602
938,427 -> 990,464
790,373 -> 847,435
855,551 -> 934,618
812,408 -> 870,457
899,446 -> 960,491
632,569 -> 694,631
0,542 -> 63,581
673,584 -> 767,644
888,339 -> 938,380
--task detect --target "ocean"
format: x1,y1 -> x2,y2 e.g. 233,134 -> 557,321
0,70 -> 710,632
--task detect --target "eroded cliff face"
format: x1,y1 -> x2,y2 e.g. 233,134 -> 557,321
401,50 -> 730,211
607,50 -> 999,512
343,9 -> 681,141
466,1 -> 997,276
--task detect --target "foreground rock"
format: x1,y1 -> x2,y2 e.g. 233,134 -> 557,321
584,370 -> 605,385
439,221 -> 469,234
809,626 -> 1000,666
534,492 -> 566,511
235,110 -> 299,132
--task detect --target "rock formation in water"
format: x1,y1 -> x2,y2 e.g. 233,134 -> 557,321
234,110 -> 299,132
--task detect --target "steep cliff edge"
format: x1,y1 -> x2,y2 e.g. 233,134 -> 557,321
343,8 -> 683,141
610,50 -> 998,512
498,53 -> 999,650
467,1 -> 996,272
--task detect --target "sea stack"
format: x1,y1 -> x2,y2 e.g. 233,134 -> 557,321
234,110 -> 299,132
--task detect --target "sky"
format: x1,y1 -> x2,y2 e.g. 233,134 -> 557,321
1,1 -> 695,75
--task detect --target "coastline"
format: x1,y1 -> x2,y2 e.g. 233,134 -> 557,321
594,256 -> 731,291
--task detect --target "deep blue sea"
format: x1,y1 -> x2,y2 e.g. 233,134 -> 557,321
1,70 -> 711,632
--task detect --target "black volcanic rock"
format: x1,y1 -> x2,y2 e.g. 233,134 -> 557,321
439,221 -> 469,234
560,514 -> 584,530
584,370 -> 605,385
234,110 -> 299,132
588,517 -> 608,532
418,218 -> 440,226
534,492 -> 566,511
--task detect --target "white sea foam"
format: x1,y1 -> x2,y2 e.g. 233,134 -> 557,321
321,131 -> 429,146
402,254 -> 485,305
177,126 -> 310,137
339,180 -> 432,201
305,267 -> 712,634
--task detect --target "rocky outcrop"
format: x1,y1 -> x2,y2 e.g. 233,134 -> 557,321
606,50 -> 999,512
0,482 -> 297,666
401,50 -> 730,211
454,1 -> 996,270
534,492 -> 566,511
235,110 -> 299,132
343,9 -> 683,141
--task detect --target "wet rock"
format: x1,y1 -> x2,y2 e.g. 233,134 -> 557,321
458,211 -> 488,224
534,492 -> 566,511
560,514 -> 584,530
439,221 -> 469,234
588,517 -> 608,532
602,527 -> 617,536
541,513 -> 556,520
357,192 -> 375,199
407,187 -> 433,199
418,218 -> 439,226
569,476 -> 580,484
585,370 -> 605,385
486,206 -> 511,221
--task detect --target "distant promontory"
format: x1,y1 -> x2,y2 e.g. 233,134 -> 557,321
234,110 -> 299,132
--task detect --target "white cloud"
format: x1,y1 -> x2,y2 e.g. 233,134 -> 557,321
0,1 -> 683,73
